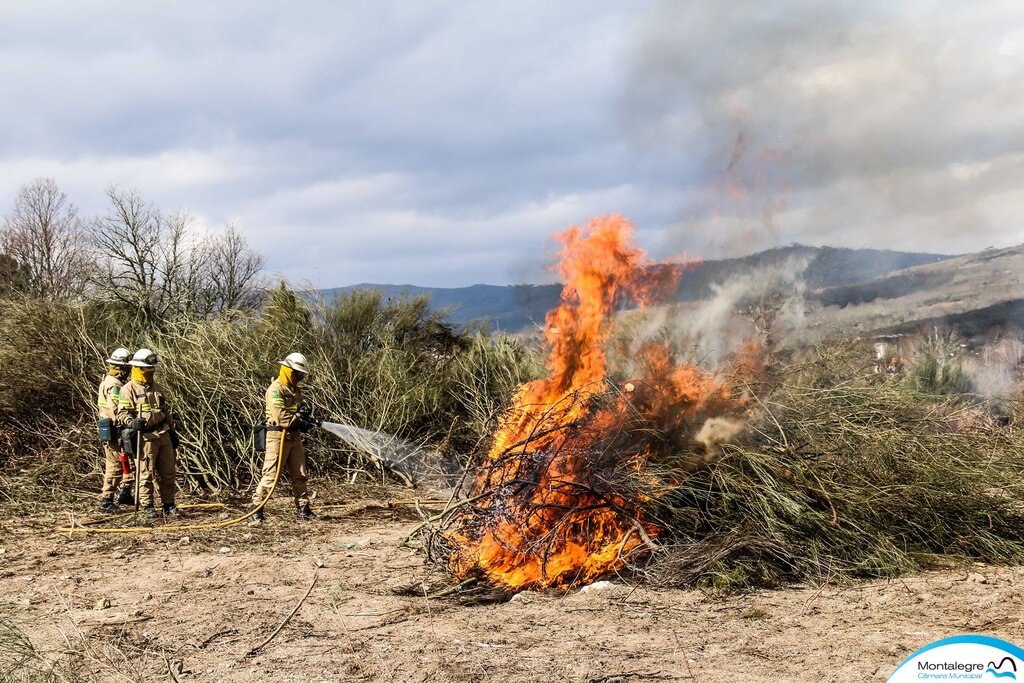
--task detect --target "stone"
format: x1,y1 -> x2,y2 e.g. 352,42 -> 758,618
578,580 -> 615,594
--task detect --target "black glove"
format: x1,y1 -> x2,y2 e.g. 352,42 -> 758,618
129,418 -> 147,431
297,405 -> 318,432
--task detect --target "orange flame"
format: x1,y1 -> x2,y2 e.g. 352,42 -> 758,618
446,214 -> 751,590
491,215 -> 674,455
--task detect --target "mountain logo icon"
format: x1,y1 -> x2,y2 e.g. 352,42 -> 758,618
987,656 -> 1018,679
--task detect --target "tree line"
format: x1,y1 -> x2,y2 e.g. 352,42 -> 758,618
0,177 -> 540,496
0,177 -> 265,324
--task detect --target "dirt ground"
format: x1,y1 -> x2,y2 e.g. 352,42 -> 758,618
2,488 -> 1023,682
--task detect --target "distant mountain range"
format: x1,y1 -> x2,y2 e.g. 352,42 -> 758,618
321,282 -> 562,332
806,244 -> 1024,341
321,245 -> 955,332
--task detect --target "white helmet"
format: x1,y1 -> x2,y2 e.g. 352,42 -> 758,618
280,352 -> 309,375
105,347 -> 131,366
129,348 -> 159,368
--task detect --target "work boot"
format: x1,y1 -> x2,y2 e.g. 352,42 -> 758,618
249,509 -> 265,526
296,504 -> 318,521
143,505 -> 157,519
116,487 -> 135,506
162,504 -> 178,517
99,500 -> 118,514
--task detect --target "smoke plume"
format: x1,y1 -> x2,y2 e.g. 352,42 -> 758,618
620,0 -> 1024,258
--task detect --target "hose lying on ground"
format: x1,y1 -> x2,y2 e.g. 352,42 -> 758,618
74,502 -> 227,526
64,499 -> 450,531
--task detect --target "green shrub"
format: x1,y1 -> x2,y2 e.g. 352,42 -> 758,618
0,283 -> 538,498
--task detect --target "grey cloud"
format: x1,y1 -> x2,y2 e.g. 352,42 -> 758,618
620,0 -> 1024,258
2,1 -> 1020,287
0,1 -> 664,286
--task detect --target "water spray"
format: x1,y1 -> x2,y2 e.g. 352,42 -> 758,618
320,421 -> 428,487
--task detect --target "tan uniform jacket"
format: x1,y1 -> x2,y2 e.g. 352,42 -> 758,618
254,377 -> 309,507
266,378 -> 302,429
96,375 -> 124,422
116,380 -> 175,438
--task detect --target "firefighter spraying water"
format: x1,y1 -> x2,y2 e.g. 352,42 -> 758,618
250,352 -> 319,525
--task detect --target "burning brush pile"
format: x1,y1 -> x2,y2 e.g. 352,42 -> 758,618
426,215 -> 1024,594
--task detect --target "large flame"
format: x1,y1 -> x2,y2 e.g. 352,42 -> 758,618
490,215 -> 674,455
446,214 -> 750,590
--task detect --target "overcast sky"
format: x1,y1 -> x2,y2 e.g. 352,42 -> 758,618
1,1 -> 1023,287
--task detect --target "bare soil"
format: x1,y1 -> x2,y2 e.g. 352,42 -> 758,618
2,488 -> 1023,682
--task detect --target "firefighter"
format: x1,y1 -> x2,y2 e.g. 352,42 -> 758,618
116,348 -> 177,518
96,347 -> 135,513
250,352 -> 317,525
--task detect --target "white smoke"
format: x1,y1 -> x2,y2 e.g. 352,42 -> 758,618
695,417 -> 746,455
970,338 -> 1024,398
628,254 -> 811,367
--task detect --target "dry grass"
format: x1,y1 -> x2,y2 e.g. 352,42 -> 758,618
423,342 -> 1024,592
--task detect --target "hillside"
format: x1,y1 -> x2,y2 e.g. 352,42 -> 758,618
322,245 -> 953,332
806,244 -> 1024,341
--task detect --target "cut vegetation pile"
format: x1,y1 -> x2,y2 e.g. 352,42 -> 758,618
420,215 -> 1024,594
426,343 -> 1024,593
637,346 -> 1024,589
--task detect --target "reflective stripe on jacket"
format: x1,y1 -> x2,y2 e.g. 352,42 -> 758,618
96,375 -> 123,421
116,380 -> 174,434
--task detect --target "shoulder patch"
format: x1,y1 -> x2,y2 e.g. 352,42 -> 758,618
271,390 -> 281,398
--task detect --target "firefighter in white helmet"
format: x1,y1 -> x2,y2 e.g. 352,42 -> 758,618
250,352 -> 317,524
96,347 -> 135,513
116,348 -> 178,518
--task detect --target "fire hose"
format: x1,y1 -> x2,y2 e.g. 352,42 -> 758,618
73,499 -> 449,526
74,502 -> 228,526
58,422 -> 292,534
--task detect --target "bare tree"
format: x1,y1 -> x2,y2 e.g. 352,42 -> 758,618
90,186 -> 265,325
90,186 -> 166,323
157,208 -> 215,318
0,178 -> 93,299
207,224 -> 266,311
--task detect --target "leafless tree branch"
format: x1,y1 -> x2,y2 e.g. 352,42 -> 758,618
89,187 -> 265,326
0,178 -> 94,299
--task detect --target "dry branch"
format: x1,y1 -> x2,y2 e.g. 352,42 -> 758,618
243,572 -> 318,659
